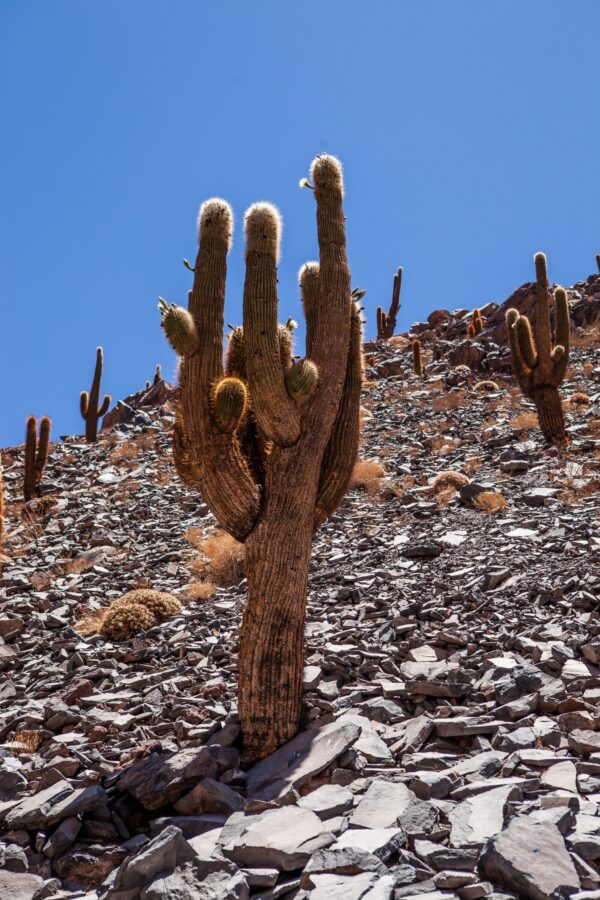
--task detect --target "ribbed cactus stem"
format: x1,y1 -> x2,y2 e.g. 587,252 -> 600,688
24,417 -> 37,502
299,261 -> 319,357
35,417 -> 51,481
81,347 -> 111,442
413,339 -> 423,376
159,300 -> 199,357
154,364 -> 162,385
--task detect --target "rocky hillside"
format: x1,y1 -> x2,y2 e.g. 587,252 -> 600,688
1,274 -> 600,900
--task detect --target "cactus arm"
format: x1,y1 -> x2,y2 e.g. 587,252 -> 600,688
97,395 -> 111,418
80,391 -> 89,419
88,347 -> 103,430
212,377 -> 248,432
285,359 -> 319,404
315,301 -> 363,526
305,156 -> 352,428
242,203 -> 301,447
181,199 -> 260,541
534,252 -> 552,364
515,315 -> 539,370
552,286 -> 570,383
506,311 -> 533,397
24,417 -> 37,501
34,416 -> 51,481
299,262 -> 319,357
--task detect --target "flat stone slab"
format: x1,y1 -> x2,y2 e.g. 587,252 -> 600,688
245,719 -> 360,802
0,871 -> 45,900
449,786 -> 513,847
479,817 -> 580,899
350,778 -> 413,829
221,806 -> 334,872
331,827 -> 404,861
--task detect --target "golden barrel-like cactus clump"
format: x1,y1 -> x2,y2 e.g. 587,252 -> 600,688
111,589 -> 182,622
99,603 -> 157,641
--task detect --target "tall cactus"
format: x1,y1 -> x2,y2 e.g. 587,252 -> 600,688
376,266 -> 402,340
160,155 -> 363,760
596,253 -> 600,273
505,252 -> 570,445
80,347 -> 111,442
24,416 -> 51,501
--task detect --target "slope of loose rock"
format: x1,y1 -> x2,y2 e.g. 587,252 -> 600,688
1,280 -> 600,898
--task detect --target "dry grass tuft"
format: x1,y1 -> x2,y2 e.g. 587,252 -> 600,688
511,411 -> 539,431
429,436 -> 460,456
473,380 -> 500,393
14,730 -> 43,754
185,580 -> 218,601
350,459 -> 386,495
463,457 -> 484,475
110,433 -> 155,464
474,490 -> 508,514
570,392 -> 591,405
432,470 -> 470,495
432,391 -> 467,412
187,529 -> 245,586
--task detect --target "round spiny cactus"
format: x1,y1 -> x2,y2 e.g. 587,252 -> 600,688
213,377 -> 248,433
100,603 -> 157,641
285,359 -> 319,404
111,589 -> 182,622
159,300 -> 198,358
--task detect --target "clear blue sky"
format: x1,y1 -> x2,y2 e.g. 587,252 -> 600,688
1,1 -> 598,446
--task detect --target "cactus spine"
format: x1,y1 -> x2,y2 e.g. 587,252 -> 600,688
376,267 -> 402,340
80,347 -> 111,442
160,155 -> 362,761
412,338 -> 423,376
23,416 -> 51,501
505,252 -> 570,445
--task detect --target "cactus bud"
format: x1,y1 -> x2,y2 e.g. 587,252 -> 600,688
213,377 -> 248,433
285,359 -> 319,404
160,302 -> 198,357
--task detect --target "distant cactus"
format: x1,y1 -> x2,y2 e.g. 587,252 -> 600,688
468,308 -> 484,337
505,252 -> 570,445
596,253 -> 600,273
160,155 -> 362,761
412,338 -> 424,376
23,416 -> 51,501
80,347 -> 111,442
153,364 -> 162,385
376,267 -> 402,340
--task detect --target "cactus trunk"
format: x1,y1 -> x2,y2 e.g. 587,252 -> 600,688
239,497 -> 314,759
533,386 -> 566,443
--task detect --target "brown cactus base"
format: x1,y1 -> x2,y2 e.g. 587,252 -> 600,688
533,386 -> 567,446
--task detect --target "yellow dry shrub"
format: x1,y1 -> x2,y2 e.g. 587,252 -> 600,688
570,392 -> 591,405
350,459 -> 386,495
187,529 -> 245,586
474,490 -> 508,514
185,580 -> 217,601
111,589 -> 182,621
432,471 -> 470,494
474,380 -> 500,393
100,603 -> 156,641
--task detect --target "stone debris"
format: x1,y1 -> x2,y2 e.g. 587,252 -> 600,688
1,276 -> 600,897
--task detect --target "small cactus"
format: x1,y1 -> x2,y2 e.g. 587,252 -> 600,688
412,338 -> 424,376
100,603 -> 156,641
376,267 -> 402,340
153,364 -> 162,385
23,416 -> 51,501
111,589 -> 182,621
80,347 -> 111,442
596,253 -> 600,273
505,252 -> 570,445
467,308 -> 484,337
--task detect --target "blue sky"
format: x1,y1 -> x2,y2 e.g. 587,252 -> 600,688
1,1 -> 598,445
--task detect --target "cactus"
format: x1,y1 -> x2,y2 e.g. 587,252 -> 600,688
160,155 -> 362,760
153,364 -> 162,385
80,347 -> 111,442
376,267 -> 402,340
468,308 -> 483,337
596,253 -> 600,273
23,416 -> 51,501
412,338 -> 423,376
505,252 -> 570,445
